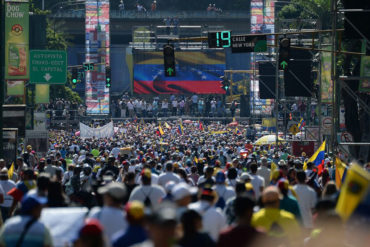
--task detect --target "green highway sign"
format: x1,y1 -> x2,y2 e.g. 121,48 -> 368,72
280,61 -> 288,70
30,50 -> 67,84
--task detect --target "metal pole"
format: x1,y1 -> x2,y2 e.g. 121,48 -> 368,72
42,0 -> 45,10
330,0 -> 338,152
0,1 -> 5,158
318,20 -> 322,144
275,35 -> 279,147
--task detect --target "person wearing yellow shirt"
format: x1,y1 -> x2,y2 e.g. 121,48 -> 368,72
252,186 -> 301,246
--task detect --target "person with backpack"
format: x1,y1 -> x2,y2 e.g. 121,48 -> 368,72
129,169 -> 165,208
214,171 -> 235,210
189,187 -> 227,242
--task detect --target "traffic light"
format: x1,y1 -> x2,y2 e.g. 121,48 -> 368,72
163,44 -> 176,77
72,67 -> 78,85
278,37 -> 290,70
221,76 -> 230,94
105,66 -> 111,88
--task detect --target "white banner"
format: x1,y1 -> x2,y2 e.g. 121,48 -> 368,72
80,121 -> 114,139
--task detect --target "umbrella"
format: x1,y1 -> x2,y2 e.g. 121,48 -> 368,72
255,135 -> 286,145
228,121 -> 238,127
183,120 -> 192,124
75,131 -> 80,137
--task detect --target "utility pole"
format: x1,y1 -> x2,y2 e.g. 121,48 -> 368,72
0,1 -> 5,158
275,34 -> 279,147
330,0 -> 338,152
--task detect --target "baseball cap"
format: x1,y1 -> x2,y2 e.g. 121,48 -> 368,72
165,181 -> 176,193
172,183 -> 198,201
21,194 -> 48,214
215,171 -> 226,183
74,219 -> 104,243
125,201 -> 145,220
98,182 -> 126,201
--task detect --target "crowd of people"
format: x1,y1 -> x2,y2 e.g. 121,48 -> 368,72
0,120 -> 368,247
206,4 -> 223,13
111,94 -> 233,118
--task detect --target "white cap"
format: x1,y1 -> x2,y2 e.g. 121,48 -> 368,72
172,183 -> 197,201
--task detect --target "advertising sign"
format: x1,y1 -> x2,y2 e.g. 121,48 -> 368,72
6,80 -> 24,96
4,1 -> 29,80
85,0 -> 110,114
321,43 -> 333,102
35,84 -> 50,104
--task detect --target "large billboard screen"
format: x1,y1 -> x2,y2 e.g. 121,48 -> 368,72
133,51 -> 226,94
85,0 -> 110,115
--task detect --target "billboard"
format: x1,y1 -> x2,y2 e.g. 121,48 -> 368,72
4,1 -> 29,80
85,0 -> 110,114
134,51 -> 225,94
250,0 -> 275,115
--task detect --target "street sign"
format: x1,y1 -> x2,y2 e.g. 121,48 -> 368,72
231,35 -> 267,53
30,50 -> 67,84
321,117 -> 332,135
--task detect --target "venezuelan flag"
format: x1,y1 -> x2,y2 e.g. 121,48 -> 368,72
235,128 -> 241,135
158,125 -> 164,136
303,140 -> 326,175
335,157 -> 348,188
298,118 -> 306,130
194,156 -> 198,164
177,120 -> 184,135
336,164 -> 370,221
8,162 -> 14,180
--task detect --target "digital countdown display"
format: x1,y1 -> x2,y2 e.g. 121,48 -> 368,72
208,31 -> 232,48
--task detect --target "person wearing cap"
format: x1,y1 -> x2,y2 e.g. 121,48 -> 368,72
22,145 -> 36,168
73,218 -> 106,247
293,170 -> 317,229
171,183 -> 197,219
131,203 -> 178,247
214,171 -> 235,210
189,187 -> 227,241
129,169 -> 166,208
217,195 -> 266,247
252,186 -> 300,244
278,179 -> 302,223
112,201 -> 148,247
88,182 -> 128,241
157,163 -> 180,188
0,168 -> 15,222
0,194 -> 52,247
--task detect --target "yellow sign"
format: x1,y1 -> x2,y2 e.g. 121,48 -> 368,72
289,124 -> 299,135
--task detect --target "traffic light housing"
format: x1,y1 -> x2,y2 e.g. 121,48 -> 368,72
279,37 -> 290,70
221,76 -> 230,95
163,44 -> 176,77
105,66 -> 111,88
72,67 -> 78,85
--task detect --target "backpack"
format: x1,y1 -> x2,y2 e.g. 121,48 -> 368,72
215,189 -> 227,209
142,188 -> 152,207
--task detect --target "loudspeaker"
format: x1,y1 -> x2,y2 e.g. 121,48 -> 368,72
284,61 -> 313,97
240,95 -> 250,117
343,0 -> 370,40
258,62 -> 276,99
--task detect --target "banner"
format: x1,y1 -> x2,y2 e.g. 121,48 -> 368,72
85,0 -> 110,114
134,51 -> 225,94
321,44 -> 333,102
80,122 -> 114,139
35,84 -> 49,104
5,1 -> 29,80
6,80 -> 24,96
360,41 -> 370,93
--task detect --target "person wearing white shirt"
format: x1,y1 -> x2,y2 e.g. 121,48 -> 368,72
257,157 -> 271,185
250,163 -> 265,200
189,187 -> 227,241
157,163 -> 180,188
88,182 -> 128,241
0,169 -> 10,221
129,169 -> 166,207
214,171 -> 236,209
293,170 -> 317,228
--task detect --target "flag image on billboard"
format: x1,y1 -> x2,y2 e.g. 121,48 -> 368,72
133,51 -> 226,94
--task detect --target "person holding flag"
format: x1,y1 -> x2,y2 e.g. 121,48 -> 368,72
303,140 -> 326,175
298,118 -> 306,131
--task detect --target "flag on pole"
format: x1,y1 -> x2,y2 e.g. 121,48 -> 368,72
336,164 -> 370,221
298,118 -> 306,130
235,127 -> 241,135
8,162 -> 14,180
177,120 -> 184,135
335,157 -> 348,188
194,156 -> 198,164
270,162 -> 277,181
303,140 -> 326,175
164,122 -> 171,129
158,124 -> 164,136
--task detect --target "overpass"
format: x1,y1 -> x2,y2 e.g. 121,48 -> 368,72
51,10 -> 251,45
